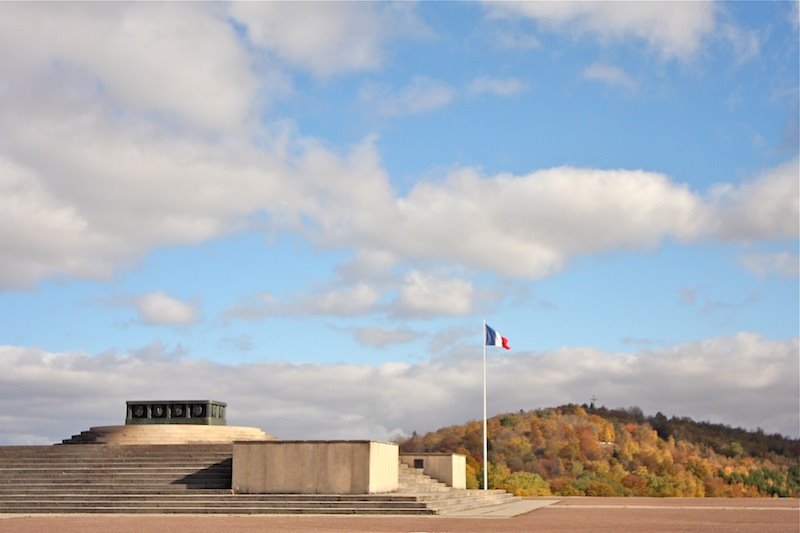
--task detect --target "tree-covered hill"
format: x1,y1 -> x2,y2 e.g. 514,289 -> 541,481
399,405 -> 800,497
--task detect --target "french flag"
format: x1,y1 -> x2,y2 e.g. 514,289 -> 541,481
485,324 -> 510,350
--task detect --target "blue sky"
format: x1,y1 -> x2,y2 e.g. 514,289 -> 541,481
0,2 -> 797,444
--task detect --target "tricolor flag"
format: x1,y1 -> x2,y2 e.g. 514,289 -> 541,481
485,324 -> 510,350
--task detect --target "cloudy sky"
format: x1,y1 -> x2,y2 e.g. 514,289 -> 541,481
0,2 -> 797,445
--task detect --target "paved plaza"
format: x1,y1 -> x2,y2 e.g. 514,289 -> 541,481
2,497 -> 798,532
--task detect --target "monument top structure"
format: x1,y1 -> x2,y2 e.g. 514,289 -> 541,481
125,400 -> 227,426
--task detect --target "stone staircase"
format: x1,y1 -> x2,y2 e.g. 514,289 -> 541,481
0,445 -> 515,515
0,445 -> 431,514
396,462 -> 519,515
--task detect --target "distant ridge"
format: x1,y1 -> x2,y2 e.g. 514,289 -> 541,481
399,405 -> 800,497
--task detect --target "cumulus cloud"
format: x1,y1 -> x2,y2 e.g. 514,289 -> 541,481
230,2 -> 428,76
362,166 -> 707,278
485,1 -> 717,59
710,158 -> 799,241
2,101 -> 796,290
0,109 -> 293,287
1,333 -> 796,445
391,271 -> 474,317
0,2 -> 297,288
0,3 -> 258,133
0,157 -> 109,287
136,292 -> 198,326
0,1 -> 794,294
299,160 -> 796,280
582,62 -> 637,91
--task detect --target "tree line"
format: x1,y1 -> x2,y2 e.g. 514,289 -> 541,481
399,405 -> 799,497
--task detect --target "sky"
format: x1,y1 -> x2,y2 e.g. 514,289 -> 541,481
0,2 -> 798,445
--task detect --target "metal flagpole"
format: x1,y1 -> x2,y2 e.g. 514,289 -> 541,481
482,320 -> 488,491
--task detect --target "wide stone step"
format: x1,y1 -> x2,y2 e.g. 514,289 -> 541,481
414,491 -> 519,514
437,498 -> 520,515
0,481 -> 231,488
0,456 -> 231,461
0,482 -> 232,490
0,493 -> 422,501
0,446 -> 234,456
0,499 -> 428,509
4,451 -> 234,456
0,464 -> 229,471
398,481 -> 450,491
0,472 -> 230,479
0,457 -> 231,464
396,467 -> 520,517
3,461 -> 230,469
0,452 -> 233,458
0,488 -> 233,495
0,464 -> 229,472
0,506 -> 436,515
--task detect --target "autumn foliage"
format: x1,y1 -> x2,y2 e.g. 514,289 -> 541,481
399,405 -> 800,497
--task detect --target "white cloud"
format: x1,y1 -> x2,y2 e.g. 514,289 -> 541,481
710,158 -> 799,241
1,333 -> 796,445
299,159 -> 796,280
359,76 -> 456,116
740,252 -> 799,278
0,108 -> 294,287
0,3 -> 258,133
364,166 -> 707,278
392,271 -> 474,317
1,95 -> 795,289
230,2 -> 429,76
486,1 -> 717,59
136,292 -> 198,326
0,1 -> 794,292
0,2 -> 299,288
582,62 -> 637,91
0,157 -> 110,287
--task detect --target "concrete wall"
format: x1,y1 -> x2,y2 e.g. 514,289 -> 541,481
368,441 -> 399,493
400,453 -> 466,489
233,440 -> 398,494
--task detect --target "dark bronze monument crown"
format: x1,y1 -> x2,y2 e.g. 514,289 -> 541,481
125,400 -> 227,426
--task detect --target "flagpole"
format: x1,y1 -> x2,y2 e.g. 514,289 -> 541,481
482,320 -> 488,491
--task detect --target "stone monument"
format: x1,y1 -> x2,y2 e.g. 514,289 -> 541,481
126,400 -> 227,425
61,399 -> 273,444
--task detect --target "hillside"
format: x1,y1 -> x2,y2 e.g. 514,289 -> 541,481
398,405 -> 800,497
